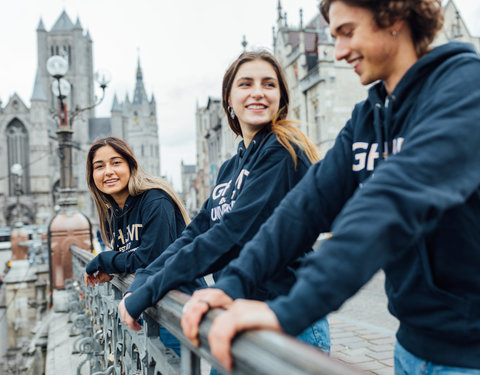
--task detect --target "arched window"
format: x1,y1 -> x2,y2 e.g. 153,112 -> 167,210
6,119 -> 30,195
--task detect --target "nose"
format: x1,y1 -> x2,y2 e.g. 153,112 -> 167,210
251,83 -> 265,99
334,38 -> 350,61
104,163 -> 114,175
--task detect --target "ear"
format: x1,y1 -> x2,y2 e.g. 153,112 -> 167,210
390,19 -> 405,34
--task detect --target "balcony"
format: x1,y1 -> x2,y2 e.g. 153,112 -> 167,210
63,245 -> 362,375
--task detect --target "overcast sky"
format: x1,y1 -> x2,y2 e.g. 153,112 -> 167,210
1,0 -> 479,190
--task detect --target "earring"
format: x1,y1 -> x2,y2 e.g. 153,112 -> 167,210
228,106 -> 235,119
391,30 -> 398,37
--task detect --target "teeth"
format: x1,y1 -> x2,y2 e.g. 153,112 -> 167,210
247,105 -> 266,109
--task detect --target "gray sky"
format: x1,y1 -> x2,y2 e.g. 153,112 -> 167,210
1,0 -> 479,190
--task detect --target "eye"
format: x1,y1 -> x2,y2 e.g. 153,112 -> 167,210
342,28 -> 353,37
113,160 -> 122,166
239,81 -> 250,87
94,164 -> 103,170
265,82 -> 277,88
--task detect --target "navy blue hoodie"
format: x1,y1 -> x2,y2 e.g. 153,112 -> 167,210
85,189 -> 186,275
214,42 -> 480,368
124,127 -> 313,319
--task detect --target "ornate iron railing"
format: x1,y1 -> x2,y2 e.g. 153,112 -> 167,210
70,245 -> 361,375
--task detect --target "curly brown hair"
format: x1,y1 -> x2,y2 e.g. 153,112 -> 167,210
319,0 -> 444,57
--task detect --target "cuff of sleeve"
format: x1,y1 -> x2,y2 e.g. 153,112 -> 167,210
86,257 -> 99,274
267,278 -> 325,336
214,274 -> 247,300
124,287 -> 154,320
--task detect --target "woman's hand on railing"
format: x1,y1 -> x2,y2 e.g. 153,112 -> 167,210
84,271 -> 114,286
181,288 -> 233,346
119,293 -> 142,331
208,299 -> 282,371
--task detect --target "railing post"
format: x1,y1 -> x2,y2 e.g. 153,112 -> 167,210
180,344 -> 201,375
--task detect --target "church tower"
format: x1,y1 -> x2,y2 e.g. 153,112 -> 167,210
122,58 -> 160,177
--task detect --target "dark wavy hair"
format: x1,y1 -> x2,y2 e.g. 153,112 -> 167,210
320,0 -> 444,57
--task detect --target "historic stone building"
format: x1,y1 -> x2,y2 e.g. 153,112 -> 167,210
0,11 -> 160,227
190,0 -> 479,213
193,97 -> 236,209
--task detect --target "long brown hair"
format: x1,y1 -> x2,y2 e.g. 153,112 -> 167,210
222,50 -> 319,166
86,136 -> 190,246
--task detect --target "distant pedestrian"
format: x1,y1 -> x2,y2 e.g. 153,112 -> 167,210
181,1 -> 480,373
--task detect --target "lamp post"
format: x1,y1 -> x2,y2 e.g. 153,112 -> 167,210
46,55 -> 110,209
46,55 -> 110,300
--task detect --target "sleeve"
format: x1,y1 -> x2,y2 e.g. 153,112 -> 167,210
213,124 -> 356,300
124,146 -> 313,319
268,56 -> 480,335
126,199 -> 211,293
86,195 -> 183,275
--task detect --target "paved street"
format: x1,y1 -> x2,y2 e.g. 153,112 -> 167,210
328,271 -> 398,374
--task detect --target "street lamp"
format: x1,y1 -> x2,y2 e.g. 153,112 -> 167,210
46,55 -> 110,295
46,54 -> 110,208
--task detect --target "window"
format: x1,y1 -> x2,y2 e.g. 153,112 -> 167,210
6,119 -> 30,195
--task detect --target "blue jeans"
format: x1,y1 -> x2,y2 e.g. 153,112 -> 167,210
160,326 -> 181,357
297,317 -> 330,354
210,317 -> 330,375
395,342 -> 480,375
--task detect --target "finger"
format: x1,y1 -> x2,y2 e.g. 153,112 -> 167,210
131,320 -> 142,331
209,313 -> 236,371
181,300 -> 210,343
118,300 -> 126,322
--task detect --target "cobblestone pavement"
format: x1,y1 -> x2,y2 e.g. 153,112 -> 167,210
328,271 -> 399,375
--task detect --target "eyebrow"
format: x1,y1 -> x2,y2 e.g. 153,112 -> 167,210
93,155 -> 123,165
236,76 -> 278,82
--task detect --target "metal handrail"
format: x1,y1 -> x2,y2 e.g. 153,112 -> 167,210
70,245 -> 362,375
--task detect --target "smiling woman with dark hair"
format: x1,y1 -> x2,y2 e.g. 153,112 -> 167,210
84,136 -> 189,284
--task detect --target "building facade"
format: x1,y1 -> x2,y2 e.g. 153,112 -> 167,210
189,0 -> 479,213
0,11 -> 160,227
193,97 -> 237,209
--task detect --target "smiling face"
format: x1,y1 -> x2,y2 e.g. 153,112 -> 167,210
329,1 -> 400,89
228,59 -> 281,142
92,145 -> 130,208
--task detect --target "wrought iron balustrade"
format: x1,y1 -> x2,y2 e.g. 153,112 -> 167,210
70,245 -> 361,375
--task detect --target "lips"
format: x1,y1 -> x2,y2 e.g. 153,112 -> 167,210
246,104 -> 267,110
348,57 -> 362,74
104,179 -> 119,186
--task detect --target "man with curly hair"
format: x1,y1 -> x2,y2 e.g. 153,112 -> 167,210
181,1 -> 480,373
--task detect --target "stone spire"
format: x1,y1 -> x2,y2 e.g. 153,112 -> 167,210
31,70 -> 47,102
132,56 -> 148,105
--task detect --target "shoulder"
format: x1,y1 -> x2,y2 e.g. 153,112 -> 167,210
138,189 -> 174,208
257,132 -> 310,167
421,43 -> 480,90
